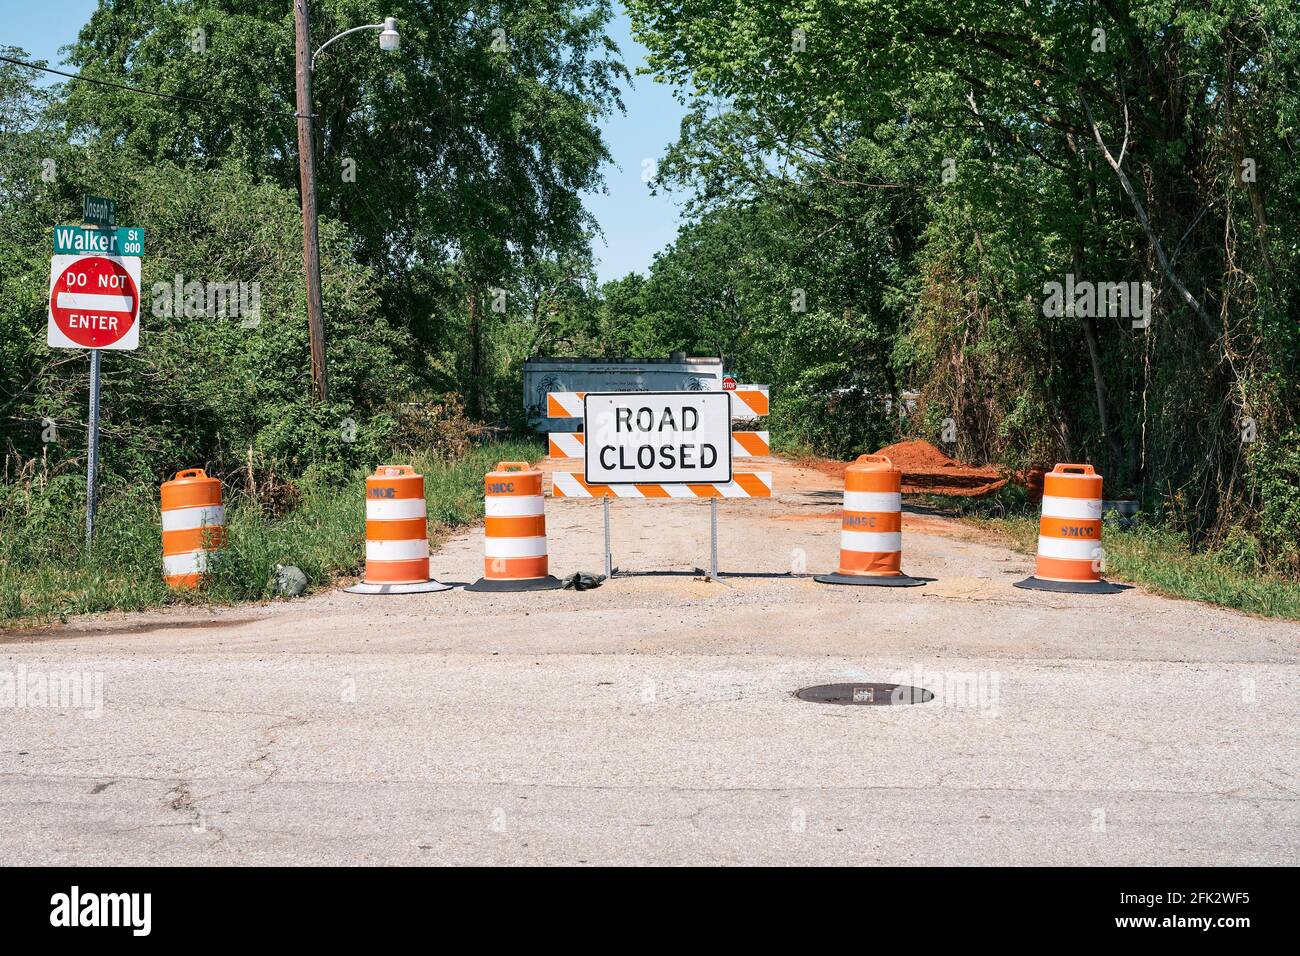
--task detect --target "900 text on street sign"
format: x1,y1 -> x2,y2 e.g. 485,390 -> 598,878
583,392 -> 732,485
54,225 -> 145,256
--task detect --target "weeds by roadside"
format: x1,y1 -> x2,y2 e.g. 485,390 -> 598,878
925,491 -> 1300,621
0,439 -> 542,627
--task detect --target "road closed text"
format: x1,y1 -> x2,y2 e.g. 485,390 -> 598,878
599,405 -> 719,470
584,392 -> 732,484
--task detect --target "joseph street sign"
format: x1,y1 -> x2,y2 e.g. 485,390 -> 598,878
54,225 -> 145,257
83,194 -> 117,228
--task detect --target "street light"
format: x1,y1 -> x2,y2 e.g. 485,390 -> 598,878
312,15 -> 401,67
292,3 -> 400,403
379,18 -> 400,52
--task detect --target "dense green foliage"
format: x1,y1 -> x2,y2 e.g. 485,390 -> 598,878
1,145 -> 410,486
2,1 -> 623,488
622,0 -> 1300,570
1,4 -> 620,619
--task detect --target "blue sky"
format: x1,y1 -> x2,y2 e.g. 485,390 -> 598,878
4,1 -> 687,283
584,7 -> 688,282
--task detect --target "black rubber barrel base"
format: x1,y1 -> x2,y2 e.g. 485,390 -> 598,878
1014,576 -> 1128,594
464,575 -> 564,593
814,573 -> 926,588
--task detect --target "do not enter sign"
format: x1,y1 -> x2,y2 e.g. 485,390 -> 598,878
47,254 -> 141,350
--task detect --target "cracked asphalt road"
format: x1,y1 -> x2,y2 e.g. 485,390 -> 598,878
2,456 -> 1297,865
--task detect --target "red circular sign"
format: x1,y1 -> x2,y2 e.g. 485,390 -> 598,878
722,376 -> 738,391
50,256 -> 139,348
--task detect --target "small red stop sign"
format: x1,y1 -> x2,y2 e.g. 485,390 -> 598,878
49,256 -> 140,349
722,376 -> 738,391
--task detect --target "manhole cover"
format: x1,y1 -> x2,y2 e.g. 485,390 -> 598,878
795,683 -> 934,706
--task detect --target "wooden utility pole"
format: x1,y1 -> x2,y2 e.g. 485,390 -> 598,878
293,0 -> 328,402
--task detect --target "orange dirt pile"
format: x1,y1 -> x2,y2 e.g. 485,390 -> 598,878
874,439 -> 968,471
797,440 -> 1009,497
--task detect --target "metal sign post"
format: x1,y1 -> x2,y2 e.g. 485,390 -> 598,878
85,350 -> 102,548
603,495 -> 614,579
597,494 -> 721,581
710,497 -> 718,580
48,205 -> 144,552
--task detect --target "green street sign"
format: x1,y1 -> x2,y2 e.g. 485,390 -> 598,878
83,194 -> 117,228
53,225 -> 145,257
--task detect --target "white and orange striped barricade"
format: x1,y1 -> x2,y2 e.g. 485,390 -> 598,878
814,454 -> 925,587
1014,463 -> 1125,594
549,388 -> 774,580
551,472 -> 773,498
549,430 -> 770,460
727,385 -> 769,419
552,469 -> 774,579
344,465 -> 451,595
161,468 -> 225,589
466,461 -> 562,592
546,386 -> 770,422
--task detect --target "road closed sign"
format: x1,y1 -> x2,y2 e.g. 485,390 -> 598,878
48,254 -> 141,350
584,391 -> 732,485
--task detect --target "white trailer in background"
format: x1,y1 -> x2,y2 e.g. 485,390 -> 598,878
522,352 -> 724,433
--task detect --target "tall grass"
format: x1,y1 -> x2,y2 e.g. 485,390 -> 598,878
927,491 -> 1300,621
0,439 -> 542,626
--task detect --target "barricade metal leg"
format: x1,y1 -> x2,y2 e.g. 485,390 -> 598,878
603,495 -> 613,579
710,496 -> 719,580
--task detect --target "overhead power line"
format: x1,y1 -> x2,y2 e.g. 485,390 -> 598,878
0,53 -> 307,119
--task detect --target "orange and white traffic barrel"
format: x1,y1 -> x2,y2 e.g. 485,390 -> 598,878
814,454 -> 925,587
344,465 -> 451,595
161,468 -> 224,589
1015,463 -> 1124,593
466,461 -> 562,592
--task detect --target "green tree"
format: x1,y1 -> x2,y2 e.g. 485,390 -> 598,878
1,56 -> 412,487
61,0 -> 628,417
627,0 -> 1300,561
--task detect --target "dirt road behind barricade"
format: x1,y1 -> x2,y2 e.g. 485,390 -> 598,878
797,441 -> 1008,497
2,453 -> 1297,864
